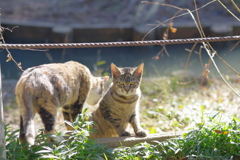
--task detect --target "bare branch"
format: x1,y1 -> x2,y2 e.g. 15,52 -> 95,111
217,0 -> 240,21
230,0 -> 240,12
231,41 -> 240,51
184,43 -> 198,70
0,27 -> 24,72
193,0 -> 240,96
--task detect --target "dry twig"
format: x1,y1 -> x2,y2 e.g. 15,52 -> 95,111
144,0 -> 240,96
0,27 -> 24,71
217,0 -> 240,21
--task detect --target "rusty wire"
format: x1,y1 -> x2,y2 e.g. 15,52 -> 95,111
0,35 -> 239,49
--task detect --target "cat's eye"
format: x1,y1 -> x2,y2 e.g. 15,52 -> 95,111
119,82 -> 124,85
130,82 -> 135,85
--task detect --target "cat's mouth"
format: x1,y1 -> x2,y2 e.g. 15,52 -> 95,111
124,90 -> 130,94
123,89 -> 134,95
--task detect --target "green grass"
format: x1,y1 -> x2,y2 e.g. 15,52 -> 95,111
2,112 -> 240,159
156,115 -> 240,159
113,114 -> 240,159
2,77 -> 240,159
140,77 -> 240,133
3,111 -> 114,160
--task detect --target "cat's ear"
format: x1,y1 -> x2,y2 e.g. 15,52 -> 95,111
111,63 -> 121,78
102,76 -> 109,82
133,63 -> 144,78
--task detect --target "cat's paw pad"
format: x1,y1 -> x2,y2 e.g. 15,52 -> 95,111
136,130 -> 148,137
121,131 -> 131,136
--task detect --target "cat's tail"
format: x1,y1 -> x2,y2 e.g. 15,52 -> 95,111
17,88 -> 35,145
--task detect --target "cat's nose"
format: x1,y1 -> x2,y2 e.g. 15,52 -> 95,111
124,86 -> 130,93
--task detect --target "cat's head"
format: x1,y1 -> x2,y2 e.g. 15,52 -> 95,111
111,63 -> 144,96
86,76 -> 109,105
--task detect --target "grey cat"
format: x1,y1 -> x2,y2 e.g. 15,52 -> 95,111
90,63 -> 147,138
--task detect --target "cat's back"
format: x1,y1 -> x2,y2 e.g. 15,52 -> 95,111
47,61 -> 91,74
18,61 -> 90,81
27,61 -> 89,75
15,61 -> 92,95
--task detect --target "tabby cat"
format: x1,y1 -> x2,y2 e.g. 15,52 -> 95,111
90,63 -> 147,138
15,61 -> 109,145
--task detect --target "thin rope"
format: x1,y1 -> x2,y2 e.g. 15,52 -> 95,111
0,35 -> 239,49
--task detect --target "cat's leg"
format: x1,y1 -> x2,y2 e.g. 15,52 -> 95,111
19,115 -> 35,145
70,100 -> 84,122
116,122 -> 131,136
108,117 -> 130,137
17,92 -> 36,145
19,115 -> 26,144
62,105 -> 74,131
62,98 -> 85,131
38,102 -> 62,144
61,101 -> 85,132
70,83 -> 89,122
129,114 -> 147,137
100,106 -> 129,137
19,107 -> 35,145
108,120 -> 130,137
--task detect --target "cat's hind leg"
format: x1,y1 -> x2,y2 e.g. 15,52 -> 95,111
17,90 -> 36,145
38,101 -> 63,144
19,114 -> 35,145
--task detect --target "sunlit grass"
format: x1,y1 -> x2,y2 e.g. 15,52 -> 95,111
3,113 -> 240,159
140,77 -> 240,134
2,76 -> 240,159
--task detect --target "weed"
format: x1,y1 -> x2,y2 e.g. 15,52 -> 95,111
3,110 -> 114,160
156,115 -> 240,159
3,109 -> 240,159
112,115 -> 240,159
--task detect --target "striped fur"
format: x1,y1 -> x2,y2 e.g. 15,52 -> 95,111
90,63 -> 147,138
15,61 -> 108,145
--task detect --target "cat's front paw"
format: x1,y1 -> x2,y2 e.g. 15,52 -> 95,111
135,129 -> 148,137
121,131 -> 131,136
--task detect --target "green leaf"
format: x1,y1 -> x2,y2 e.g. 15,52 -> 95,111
96,60 -> 106,66
35,150 -> 52,154
40,155 -> 59,159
